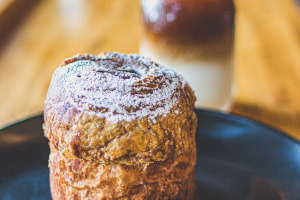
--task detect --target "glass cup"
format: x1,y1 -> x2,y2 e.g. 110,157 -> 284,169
140,0 -> 235,112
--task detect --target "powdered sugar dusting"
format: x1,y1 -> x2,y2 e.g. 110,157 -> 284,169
46,52 -> 187,123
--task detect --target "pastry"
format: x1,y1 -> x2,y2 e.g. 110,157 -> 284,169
44,52 -> 197,199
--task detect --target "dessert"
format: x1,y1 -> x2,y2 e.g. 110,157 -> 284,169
44,52 -> 197,199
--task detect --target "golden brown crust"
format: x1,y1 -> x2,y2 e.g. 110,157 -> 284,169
49,144 -> 196,200
44,53 -> 196,165
44,100 -> 196,165
50,169 -> 195,200
44,52 -> 197,199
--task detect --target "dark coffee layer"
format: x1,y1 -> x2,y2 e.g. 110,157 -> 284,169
141,0 -> 234,44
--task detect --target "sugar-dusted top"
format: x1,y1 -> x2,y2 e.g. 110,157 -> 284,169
45,52 -> 189,123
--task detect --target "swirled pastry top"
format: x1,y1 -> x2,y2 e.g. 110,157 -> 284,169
46,52 -> 186,123
44,52 -> 196,164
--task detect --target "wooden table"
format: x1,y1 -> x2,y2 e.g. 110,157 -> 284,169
0,0 -> 299,140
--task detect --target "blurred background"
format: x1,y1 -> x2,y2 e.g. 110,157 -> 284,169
0,0 -> 299,140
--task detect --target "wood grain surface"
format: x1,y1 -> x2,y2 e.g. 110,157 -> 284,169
0,0 -> 299,140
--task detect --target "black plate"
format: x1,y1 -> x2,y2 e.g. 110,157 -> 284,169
0,109 -> 299,200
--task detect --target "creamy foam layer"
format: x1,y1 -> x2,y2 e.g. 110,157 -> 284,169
46,53 -> 187,123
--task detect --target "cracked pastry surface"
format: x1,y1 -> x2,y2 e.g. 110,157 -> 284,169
49,144 -> 196,200
44,52 -> 197,199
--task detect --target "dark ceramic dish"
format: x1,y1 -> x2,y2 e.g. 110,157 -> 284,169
0,109 -> 299,200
